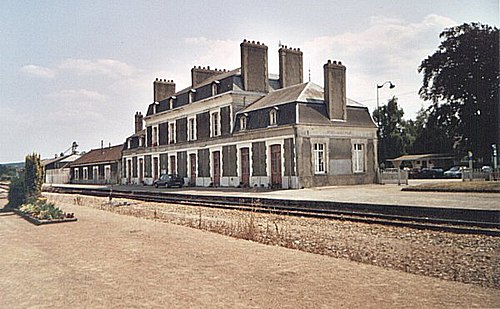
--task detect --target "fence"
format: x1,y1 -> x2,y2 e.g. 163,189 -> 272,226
379,168 -> 408,185
462,168 -> 500,181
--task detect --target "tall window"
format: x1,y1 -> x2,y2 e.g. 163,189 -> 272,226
269,109 -> 277,126
353,144 -> 364,173
74,168 -> 79,180
240,115 -> 247,131
83,167 -> 88,180
314,143 -> 326,174
211,111 -> 220,137
188,117 -> 196,141
169,122 -> 176,144
152,127 -> 158,146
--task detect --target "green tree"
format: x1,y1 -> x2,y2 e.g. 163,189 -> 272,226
418,22 -> 499,163
7,172 -> 25,208
373,96 -> 413,163
24,153 -> 44,201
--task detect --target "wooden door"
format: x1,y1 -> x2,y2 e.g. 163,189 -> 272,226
212,151 -> 220,187
270,145 -> 282,188
240,148 -> 250,187
170,156 -> 176,175
153,157 -> 159,180
190,154 -> 196,185
127,160 -> 131,183
138,159 -> 144,184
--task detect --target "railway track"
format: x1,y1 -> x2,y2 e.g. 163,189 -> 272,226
45,186 -> 500,237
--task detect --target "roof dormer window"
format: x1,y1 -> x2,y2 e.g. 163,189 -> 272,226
169,96 -> 176,110
239,114 -> 247,131
189,89 -> 196,103
211,81 -> 220,96
269,108 -> 278,126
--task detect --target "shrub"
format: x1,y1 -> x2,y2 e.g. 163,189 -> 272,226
19,198 -> 64,220
7,173 -> 25,208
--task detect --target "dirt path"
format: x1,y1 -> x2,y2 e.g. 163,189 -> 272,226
0,198 -> 499,308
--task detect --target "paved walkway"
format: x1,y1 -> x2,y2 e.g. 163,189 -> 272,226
1,198 -> 499,308
50,179 -> 500,211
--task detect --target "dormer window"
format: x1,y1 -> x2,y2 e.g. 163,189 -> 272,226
211,81 -> 220,96
239,115 -> 247,131
269,108 -> 278,126
169,96 -> 176,110
139,137 -> 143,147
189,89 -> 196,103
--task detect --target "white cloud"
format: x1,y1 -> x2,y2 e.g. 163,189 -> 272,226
183,37 -> 240,70
58,58 -> 138,78
20,65 -> 56,78
46,89 -> 107,102
301,14 -> 457,117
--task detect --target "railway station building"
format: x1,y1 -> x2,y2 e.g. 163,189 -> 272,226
121,39 -> 378,188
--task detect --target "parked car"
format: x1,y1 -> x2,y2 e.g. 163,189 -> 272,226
153,174 -> 184,188
481,166 -> 492,173
444,166 -> 462,178
408,168 -> 420,179
418,167 -> 444,179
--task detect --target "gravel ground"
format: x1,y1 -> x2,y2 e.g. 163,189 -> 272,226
46,193 -> 500,290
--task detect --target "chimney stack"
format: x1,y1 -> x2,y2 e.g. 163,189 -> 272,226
191,66 -> 226,88
153,79 -> 176,102
323,60 -> 347,121
135,112 -> 143,133
279,45 -> 303,88
240,40 -> 269,93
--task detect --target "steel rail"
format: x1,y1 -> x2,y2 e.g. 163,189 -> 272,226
45,186 -> 500,237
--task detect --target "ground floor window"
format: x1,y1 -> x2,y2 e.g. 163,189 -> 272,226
74,168 -> 79,180
83,167 -> 88,180
353,144 -> 364,173
314,143 -> 326,174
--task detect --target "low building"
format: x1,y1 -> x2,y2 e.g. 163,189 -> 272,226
70,145 -> 123,184
122,39 -> 378,188
389,153 -> 456,170
42,154 -> 81,184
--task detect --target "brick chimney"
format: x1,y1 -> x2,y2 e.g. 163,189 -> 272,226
323,60 -> 347,121
279,45 -> 303,88
153,79 -> 175,102
240,40 -> 269,93
134,112 -> 143,133
191,66 -> 227,88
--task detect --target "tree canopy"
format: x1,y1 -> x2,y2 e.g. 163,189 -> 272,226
373,96 -> 413,163
418,23 -> 499,162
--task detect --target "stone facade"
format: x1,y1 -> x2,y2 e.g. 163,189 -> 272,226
122,39 -> 377,188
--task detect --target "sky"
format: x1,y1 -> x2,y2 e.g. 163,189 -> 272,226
0,0 -> 498,163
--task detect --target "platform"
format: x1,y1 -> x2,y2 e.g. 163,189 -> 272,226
46,179 -> 500,211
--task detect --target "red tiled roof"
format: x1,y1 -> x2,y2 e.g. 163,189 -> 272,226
71,144 -> 123,166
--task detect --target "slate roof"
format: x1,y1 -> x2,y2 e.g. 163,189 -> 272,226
240,82 -> 365,113
71,145 -> 123,166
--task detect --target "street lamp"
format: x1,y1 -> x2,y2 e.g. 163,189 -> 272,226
376,81 -> 395,126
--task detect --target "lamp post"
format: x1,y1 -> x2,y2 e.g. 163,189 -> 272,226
376,81 -> 395,127
375,81 -> 395,182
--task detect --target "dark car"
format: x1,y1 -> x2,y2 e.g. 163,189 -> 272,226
153,174 -> 184,188
418,167 -> 444,179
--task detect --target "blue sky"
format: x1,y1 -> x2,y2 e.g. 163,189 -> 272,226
0,0 -> 498,163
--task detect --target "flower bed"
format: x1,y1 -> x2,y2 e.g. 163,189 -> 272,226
15,198 -> 77,225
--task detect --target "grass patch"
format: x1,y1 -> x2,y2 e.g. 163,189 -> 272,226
403,181 -> 500,193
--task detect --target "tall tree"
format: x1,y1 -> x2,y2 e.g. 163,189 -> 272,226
373,96 -> 411,163
418,23 -> 499,163
24,153 -> 44,201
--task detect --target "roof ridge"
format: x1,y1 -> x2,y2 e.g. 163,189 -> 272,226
296,81 -> 313,102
